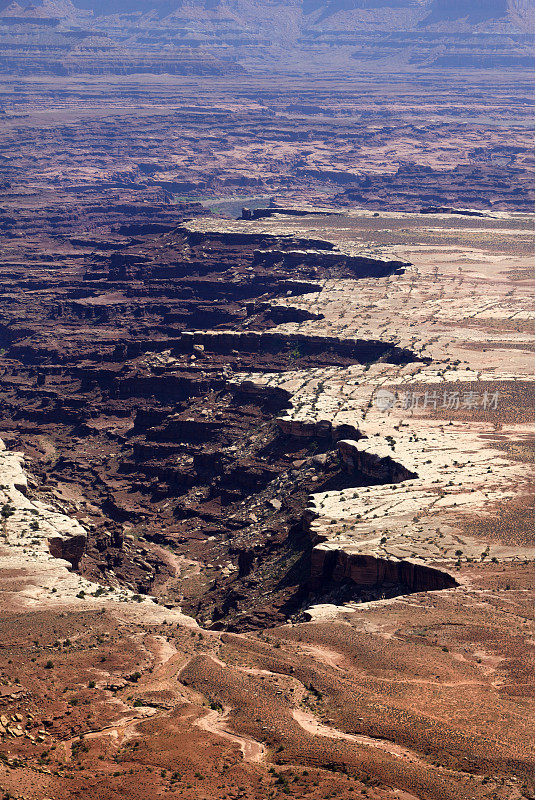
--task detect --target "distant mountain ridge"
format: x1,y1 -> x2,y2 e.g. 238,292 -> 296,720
72,0 -> 535,29
3,0 -> 534,31
4,0 -> 531,29
2,0 -> 535,73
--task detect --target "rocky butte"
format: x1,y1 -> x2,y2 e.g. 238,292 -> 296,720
0,2 -> 533,799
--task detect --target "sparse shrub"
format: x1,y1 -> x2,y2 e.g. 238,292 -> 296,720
72,739 -> 89,758
288,346 -> 302,361
307,684 -> 323,701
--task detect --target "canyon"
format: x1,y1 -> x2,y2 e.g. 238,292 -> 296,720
0,187 -> 534,799
0,6 -> 534,800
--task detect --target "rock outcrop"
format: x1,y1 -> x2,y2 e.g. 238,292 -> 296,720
252,248 -> 408,278
0,439 -> 87,570
338,439 -> 418,483
310,545 -> 458,594
47,527 -> 87,569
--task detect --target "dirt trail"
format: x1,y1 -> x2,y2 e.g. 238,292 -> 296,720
292,707 -> 430,767
298,643 -> 346,671
186,654 -> 266,762
150,635 -> 178,667
84,708 -> 158,741
195,707 -> 266,763
61,706 -> 158,761
151,544 -> 202,597
300,642 -> 489,688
